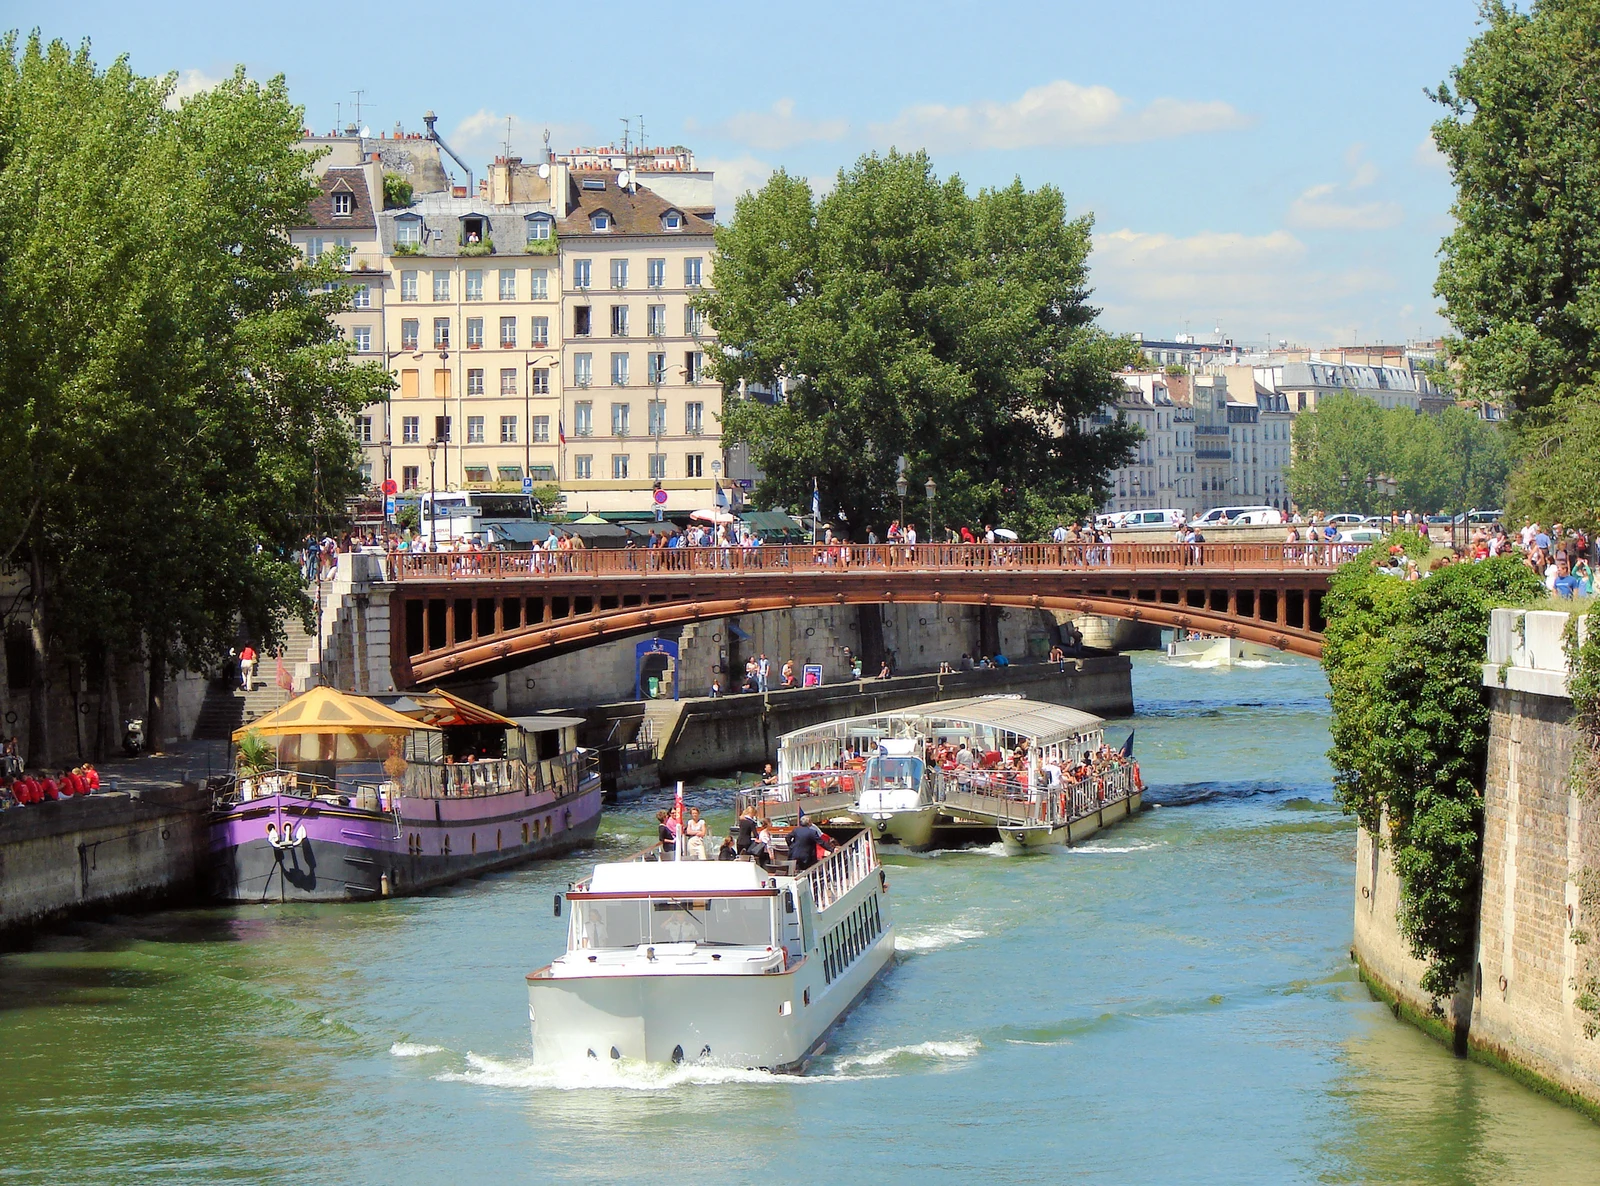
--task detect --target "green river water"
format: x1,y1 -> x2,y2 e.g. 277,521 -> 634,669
5,652 -> 1600,1184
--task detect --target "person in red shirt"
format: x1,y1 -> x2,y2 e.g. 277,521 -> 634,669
66,771 -> 84,796
41,776 -> 58,801
239,645 -> 258,691
85,765 -> 100,791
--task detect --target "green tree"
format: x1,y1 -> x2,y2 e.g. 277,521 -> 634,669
702,151 -> 1141,539
0,35 -> 387,758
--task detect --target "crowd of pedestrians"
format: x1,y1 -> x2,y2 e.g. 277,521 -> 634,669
1,760 -> 102,809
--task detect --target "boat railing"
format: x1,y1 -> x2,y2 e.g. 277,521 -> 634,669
799,830 -> 878,913
931,762 -> 1138,828
736,779 -> 858,823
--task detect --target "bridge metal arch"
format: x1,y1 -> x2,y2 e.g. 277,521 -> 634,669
396,583 -> 1326,687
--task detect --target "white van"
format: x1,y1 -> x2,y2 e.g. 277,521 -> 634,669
1116,508 -> 1187,529
1195,505 -> 1284,526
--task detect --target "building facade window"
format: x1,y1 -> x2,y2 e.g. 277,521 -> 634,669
611,353 -> 629,386
647,304 -> 666,336
355,415 -> 373,443
333,191 -> 353,217
466,318 -> 484,349
498,269 -> 517,301
684,257 -> 702,287
612,454 -> 629,479
686,454 -> 703,478
498,465 -> 523,482
573,259 -> 591,289
685,306 -> 706,336
304,237 -> 324,262
500,317 -> 517,349
433,271 -> 450,301
402,465 -> 420,490
500,368 -> 517,395
433,318 -> 451,349
467,368 -> 485,396
402,415 -> 420,444
530,269 -> 549,299
532,415 -> 550,443
574,307 -> 591,336
352,284 -> 371,309
647,399 -> 666,435
647,352 -> 666,385
467,416 -> 485,444
574,401 -> 593,436
532,368 -> 550,395
574,455 -> 593,479
395,220 -> 421,246
685,351 -> 704,383
500,415 -> 518,443
353,326 -> 372,352
611,305 -> 629,336
527,216 -> 552,242
401,271 -> 418,301
465,466 -> 489,483
401,319 -> 419,350
592,212 -> 611,232
611,401 -> 631,435
574,353 -> 593,387
685,401 -> 704,434
465,270 -> 484,301
531,316 -> 550,348
648,453 -> 666,480
610,259 -> 629,289
647,258 -> 666,288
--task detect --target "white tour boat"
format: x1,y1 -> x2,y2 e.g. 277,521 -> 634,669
1166,629 -> 1281,666
527,830 -> 893,1073
776,718 -> 939,848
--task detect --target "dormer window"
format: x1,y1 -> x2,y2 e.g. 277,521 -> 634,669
591,210 -> 612,232
662,210 -> 683,231
395,216 -> 422,245
527,215 -> 553,242
461,215 -> 488,245
332,191 -> 353,217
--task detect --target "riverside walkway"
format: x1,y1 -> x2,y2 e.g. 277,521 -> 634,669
376,541 -> 1343,688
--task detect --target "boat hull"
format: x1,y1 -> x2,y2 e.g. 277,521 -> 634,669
528,928 -> 894,1073
858,804 -> 938,850
209,781 -> 603,903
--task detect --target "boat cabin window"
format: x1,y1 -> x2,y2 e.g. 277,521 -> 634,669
575,896 -> 775,949
864,754 -> 923,790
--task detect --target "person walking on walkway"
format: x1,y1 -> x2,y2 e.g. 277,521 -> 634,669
239,645 -> 257,691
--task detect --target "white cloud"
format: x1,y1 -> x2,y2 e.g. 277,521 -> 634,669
698,155 -> 783,216
449,109 -> 592,170
1286,151 -> 1403,231
1413,134 -> 1448,172
698,99 -> 848,151
165,68 -> 225,109
1092,226 -> 1409,343
869,79 -> 1252,152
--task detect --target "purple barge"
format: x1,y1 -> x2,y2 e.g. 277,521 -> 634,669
209,687 -> 602,902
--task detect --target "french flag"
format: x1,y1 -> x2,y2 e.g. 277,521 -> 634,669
558,414 -> 566,445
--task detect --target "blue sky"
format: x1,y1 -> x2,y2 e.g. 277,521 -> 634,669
27,0 -> 1487,346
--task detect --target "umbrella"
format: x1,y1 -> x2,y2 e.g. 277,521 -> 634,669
993,528 -> 1019,541
690,509 -> 736,525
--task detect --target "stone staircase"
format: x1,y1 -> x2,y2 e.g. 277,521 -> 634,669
191,617 -> 314,741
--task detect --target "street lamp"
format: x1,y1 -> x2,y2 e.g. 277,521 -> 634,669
426,437 -> 440,551
896,473 -> 908,532
925,477 -> 937,542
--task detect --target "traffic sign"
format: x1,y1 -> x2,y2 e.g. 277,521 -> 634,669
384,496 -> 396,516
522,477 -> 534,494
653,488 -> 668,505
382,478 -> 398,496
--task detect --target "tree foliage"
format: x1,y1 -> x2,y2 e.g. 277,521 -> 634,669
701,151 -> 1141,539
1286,393 -> 1510,514
0,34 -> 388,757
1323,544 -> 1543,996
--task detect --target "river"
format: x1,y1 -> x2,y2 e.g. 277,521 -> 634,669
5,653 -> 1600,1184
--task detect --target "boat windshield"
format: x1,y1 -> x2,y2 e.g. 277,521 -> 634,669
864,754 -> 923,791
574,896 -> 775,949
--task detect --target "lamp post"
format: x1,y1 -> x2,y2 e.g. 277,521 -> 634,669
925,477 -> 937,542
426,437 -> 440,551
896,473 -> 908,534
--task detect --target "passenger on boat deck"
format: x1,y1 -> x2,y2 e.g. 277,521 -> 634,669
685,807 -> 709,860
748,817 -> 774,865
656,809 -> 677,849
789,813 -> 835,871
717,835 -> 738,860
736,806 -> 760,855
760,763 -> 777,786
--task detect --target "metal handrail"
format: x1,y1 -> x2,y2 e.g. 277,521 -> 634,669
932,763 -> 1137,829
799,830 -> 878,913
385,540 -> 1347,581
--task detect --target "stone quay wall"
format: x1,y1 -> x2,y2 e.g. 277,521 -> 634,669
584,656 -> 1134,781
1353,609 -> 1600,1115
0,786 -> 210,943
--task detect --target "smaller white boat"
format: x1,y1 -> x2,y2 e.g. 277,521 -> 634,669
1166,630 -> 1281,666
528,830 -> 893,1073
777,721 -> 940,849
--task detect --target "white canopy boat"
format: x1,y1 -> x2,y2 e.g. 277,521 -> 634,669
527,830 -> 893,1073
774,717 -> 939,848
1166,628 -> 1281,666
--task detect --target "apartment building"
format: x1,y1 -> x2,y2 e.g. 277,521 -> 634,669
1103,374 -> 1193,514
557,170 -> 720,513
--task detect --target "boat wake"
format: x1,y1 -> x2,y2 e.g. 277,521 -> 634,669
895,924 -> 985,954
390,1042 -> 447,1058
435,1051 -> 812,1091
828,1038 -> 981,1071
1059,839 -> 1164,855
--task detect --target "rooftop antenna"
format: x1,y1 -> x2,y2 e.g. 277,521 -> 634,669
335,101 -> 341,133
638,114 -> 647,152
542,127 -> 552,160
352,89 -> 366,129
619,116 -> 631,154
504,115 -> 514,159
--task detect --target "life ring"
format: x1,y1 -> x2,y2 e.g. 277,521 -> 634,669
1132,761 -> 1143,790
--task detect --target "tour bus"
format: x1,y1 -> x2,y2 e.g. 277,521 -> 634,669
418,490 -> 543,546
1194,505 -> 1285,526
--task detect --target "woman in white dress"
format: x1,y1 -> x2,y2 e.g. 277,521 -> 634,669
685,807 -> 709,860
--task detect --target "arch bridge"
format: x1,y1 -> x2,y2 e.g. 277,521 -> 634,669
382,542 -> 1342,689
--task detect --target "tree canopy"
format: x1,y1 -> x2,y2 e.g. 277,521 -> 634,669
701,150 -> 1140,539
1285,393 -> 1509,515
0,34 -> 388,757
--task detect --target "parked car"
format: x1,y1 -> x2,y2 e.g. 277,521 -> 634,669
1339,528 -> 1385,545
1195,505 -> 1284,525
1117,508 -> 1188,529
1324,513 -> 1366,526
